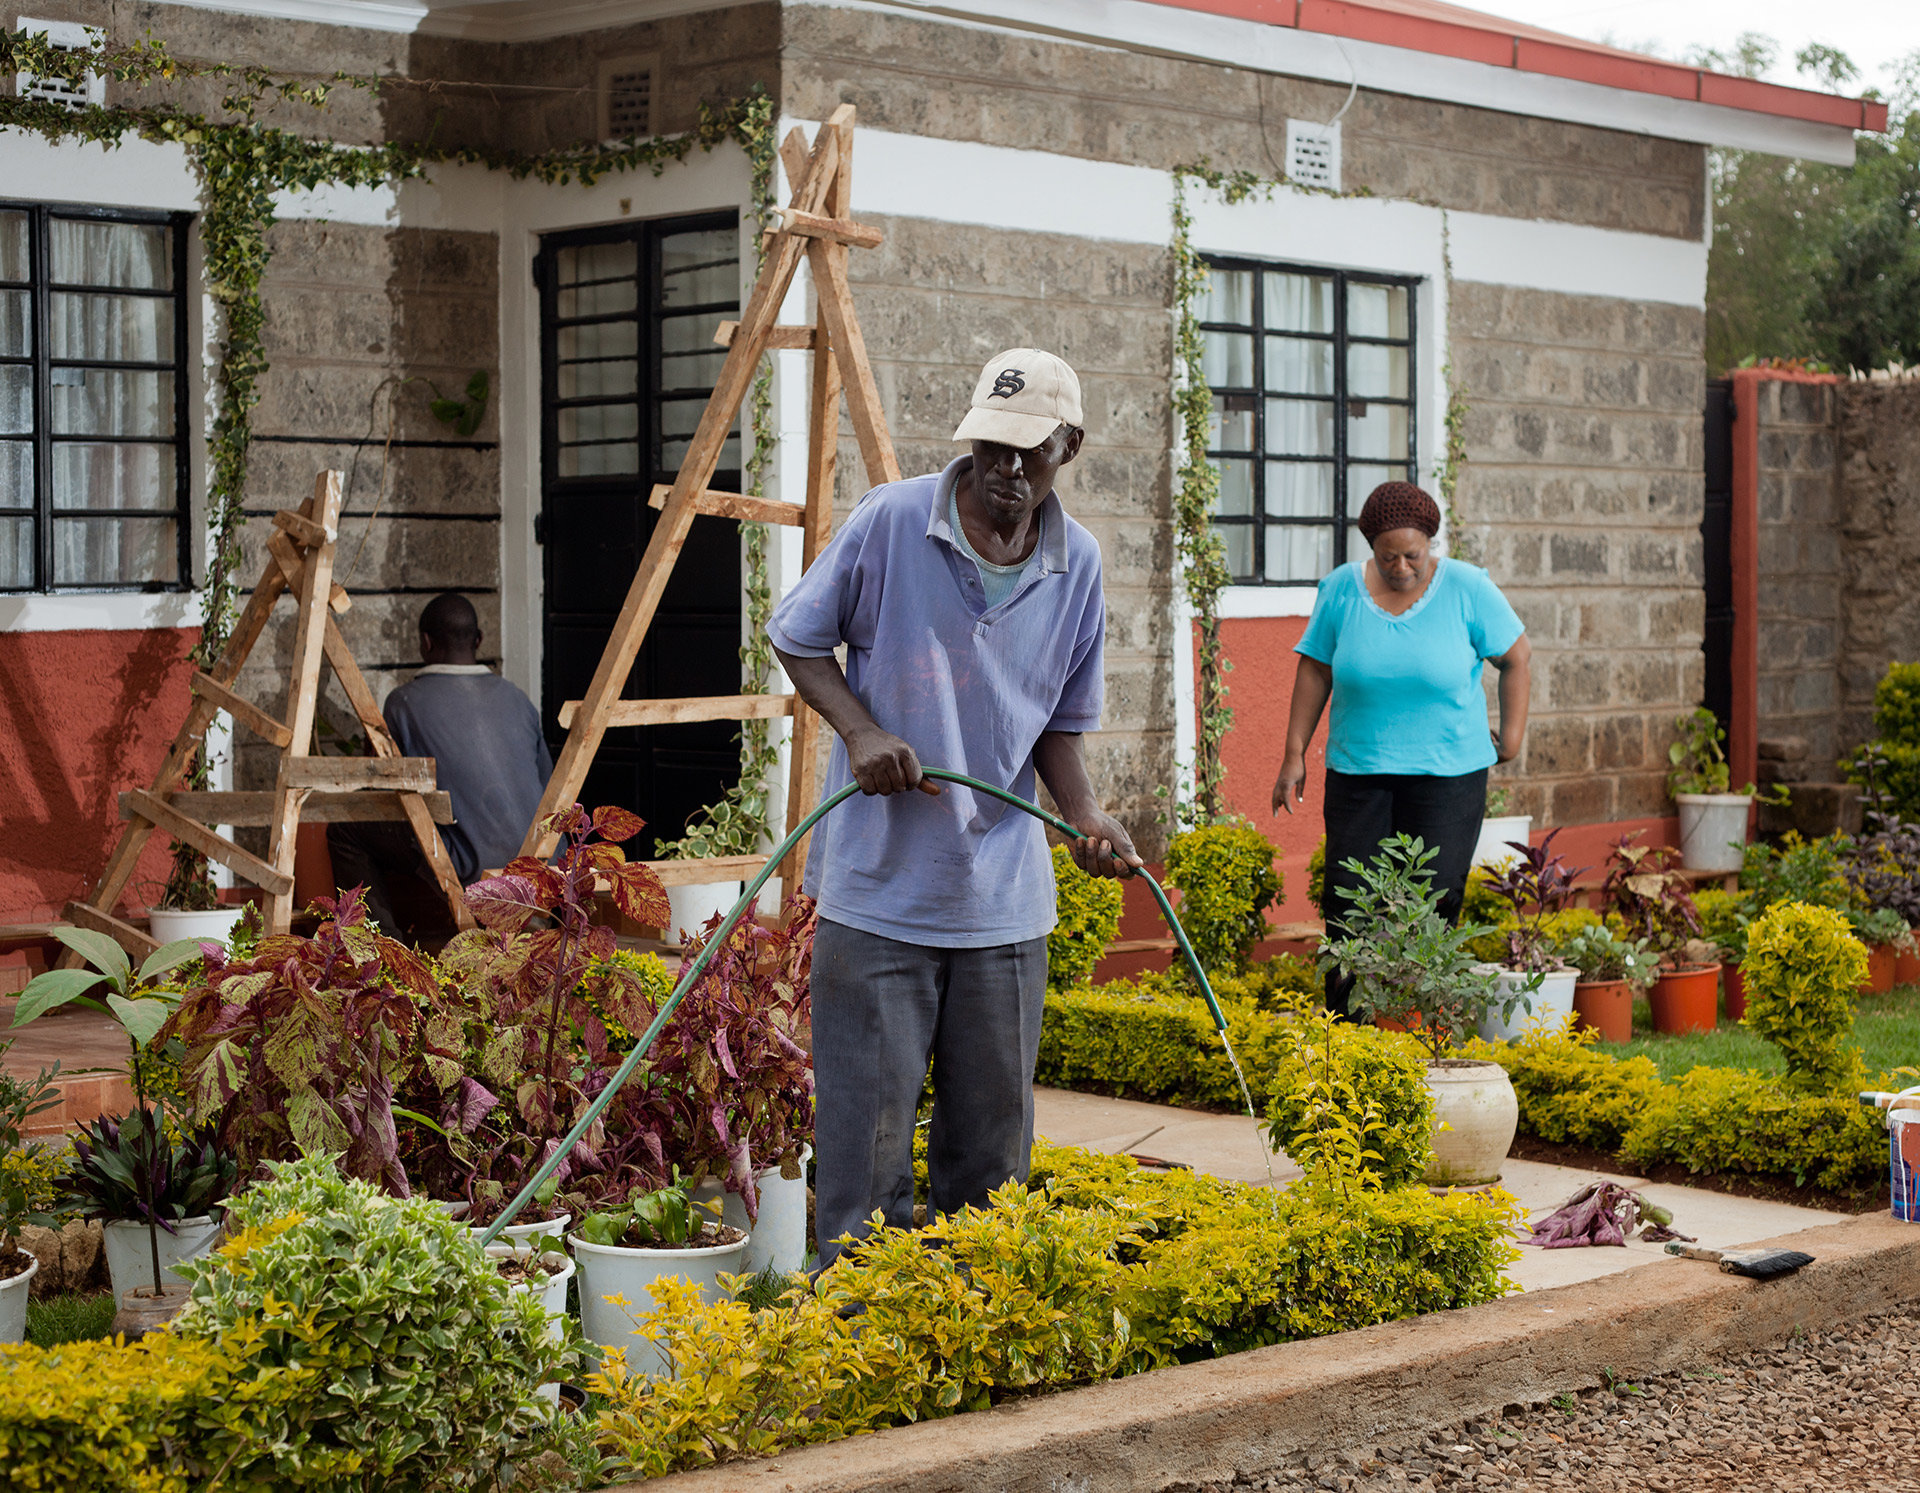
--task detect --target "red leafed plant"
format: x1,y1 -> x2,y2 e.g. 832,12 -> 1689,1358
162,889 -> 465,1195
604,897 -> 817,1222
1602,833 -> 1703,961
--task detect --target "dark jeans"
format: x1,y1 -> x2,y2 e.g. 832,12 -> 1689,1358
1321,767 -> 1487,1018
808,917 -> 1047,1267
325,820 -> 459,942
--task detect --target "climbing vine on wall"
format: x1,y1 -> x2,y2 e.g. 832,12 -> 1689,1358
0,31 -> 782,874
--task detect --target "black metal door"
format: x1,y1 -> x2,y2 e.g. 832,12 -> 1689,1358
535,212 -> 742,856
1701,379 -> 1734,728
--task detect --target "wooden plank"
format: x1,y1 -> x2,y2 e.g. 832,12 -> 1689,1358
642,854 -> 768,887
809,236 -> 901,487
776,206 -> 883,250
558,693 -> 796,730
63,901 -> 159,959
283,756 -> 438,793
272,507 -> 335,547
190,671 -> 292,749
398,792 -> 476,932
521,110 -> 848,860
322,616 -> 399,757
126,789 -> 294,896
644,483 -> 805,526
266,530 -> 350,614
121,790 -> 453,826
714,320 -> 817,351
778,126 -> 810,198
778,286 -> 846,897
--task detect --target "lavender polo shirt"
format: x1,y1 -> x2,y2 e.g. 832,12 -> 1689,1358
767,455 -> 1106,948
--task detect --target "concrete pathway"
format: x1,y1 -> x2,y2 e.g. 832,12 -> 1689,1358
1032,1086 -> 1853,1293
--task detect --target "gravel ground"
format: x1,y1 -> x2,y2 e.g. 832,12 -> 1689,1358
1207,1308 -> 1920,1493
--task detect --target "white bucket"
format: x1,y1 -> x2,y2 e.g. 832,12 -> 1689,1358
103,1215 -> 221,1296
693,1149 -> 810,1278
1675,793 -> 1752,873
1472,816 -> 1533,870
1476,966 -> 1578,1043
664,882 -> 745,941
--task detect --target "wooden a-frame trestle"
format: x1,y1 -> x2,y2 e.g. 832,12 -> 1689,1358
68,470 -> 473,955
522,106 -> 901,899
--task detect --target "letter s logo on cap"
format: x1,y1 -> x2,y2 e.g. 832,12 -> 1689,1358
989,369 -> 1026,399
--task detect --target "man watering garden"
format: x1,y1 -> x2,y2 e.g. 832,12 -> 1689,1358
770,347 -> 1141,1267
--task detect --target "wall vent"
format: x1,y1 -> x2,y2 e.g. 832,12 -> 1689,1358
1284,118 -> 1341,192
13,19 -> 105,111
599,54 -> 657,141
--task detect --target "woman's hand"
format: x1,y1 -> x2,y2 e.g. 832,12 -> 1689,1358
1273,752 -> 1309,816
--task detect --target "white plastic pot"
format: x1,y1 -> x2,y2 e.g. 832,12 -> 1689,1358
0,1249 -> 37,1345
1675,793 -> 1752,873
693,1149 -> 810,1277
1472,815 -> 1533,870
103,1215 -> 220,1296
568,1228 -> 749,1375
664,882 -> 744,941
487,1243 -> 576,1404
147,905 -> 248,947
473,1213 -> 571,1246
1422,1060 -> 1519,1187
1476,966 -> 1579,1043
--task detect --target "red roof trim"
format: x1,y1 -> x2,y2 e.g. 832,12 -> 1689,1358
1145,0 -> 1882,133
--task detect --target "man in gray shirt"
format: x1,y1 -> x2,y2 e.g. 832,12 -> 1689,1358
327,592 -> 552,937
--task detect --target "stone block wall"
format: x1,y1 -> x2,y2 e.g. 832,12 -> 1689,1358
1449,284 -> 1707,827
1752,380 -> 1843,774
1837,379 -> 1920,752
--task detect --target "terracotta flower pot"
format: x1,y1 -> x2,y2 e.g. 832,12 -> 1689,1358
1723,963 -> 1746,1022
1572,979 -> 1633,1044
1897,938 -> 1920,988
1861,944 -> 1898,995
1648,962 -> 1721,1034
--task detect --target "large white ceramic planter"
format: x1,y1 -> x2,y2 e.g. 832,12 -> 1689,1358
694,1149 -> 810,1277
1476,965 -> 1578,1043
1472,815 -> 1533,870
1675,793 -> 1752,873
1422,1060 -> 1519,1187
103,1215 -> 220,1296
147,905 -> 248,947
0,1250 -> 37,1345
487,1243 -> 576,1404
664,882 -> 744,941
568,1229 -> 749,1375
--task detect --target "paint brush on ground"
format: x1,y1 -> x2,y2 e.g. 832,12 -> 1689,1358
1664,1242 -> 1815,1279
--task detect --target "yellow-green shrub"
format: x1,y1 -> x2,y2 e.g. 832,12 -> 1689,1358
1619,1065 -> 1887,1193
1306,835 -> 1326,915
1165,822 -> 1281,973
1741,901 -> 1866,1090
1266,1015 -> 1432,1187
1462,1019 -> 1663,1152
582,947 -> 676,1047
1048,843 -> 1124,992
1692,885 -> 1748,962
1464,907 -> 1600,965
1035,977 -> 1291,1109
1232,953 -> 1321,1015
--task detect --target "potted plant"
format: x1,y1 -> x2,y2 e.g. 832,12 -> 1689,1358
1477,830 -> 1583,1040
1692,886 -> 1752,1019
1603,835 -> 1718,1033
146,844 -> 248,946
1556,924 -> 1660,1044
13,927 -> 206,1328
1472,783 -> 1533,870
1842,812 -> 1920,989
0,1056 -> 59,1345
1667,707 -> 1755,873
484,1229 -> 577,1404
568,1171 -> 748,1369
1318,833 -> 1525,1186
64,1109 -> 236,1299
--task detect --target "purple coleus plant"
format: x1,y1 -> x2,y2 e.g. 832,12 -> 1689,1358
1484,829 -> 1585,974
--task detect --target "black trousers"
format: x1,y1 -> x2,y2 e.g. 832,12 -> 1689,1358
1321,767 -> 1487,1018
325,821 -> 459,942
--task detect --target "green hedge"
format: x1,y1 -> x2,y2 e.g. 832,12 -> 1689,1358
594,1141 -> 1518,1477
1035,978 -> 1292,1109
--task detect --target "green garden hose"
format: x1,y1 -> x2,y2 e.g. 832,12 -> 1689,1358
478,766 -> 1232,1244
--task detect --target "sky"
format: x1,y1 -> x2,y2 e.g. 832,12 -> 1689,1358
1469,0 -> 1918,98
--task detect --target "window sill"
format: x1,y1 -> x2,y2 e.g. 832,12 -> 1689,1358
1218,585 -> 1318,619
0,591 -> 203,633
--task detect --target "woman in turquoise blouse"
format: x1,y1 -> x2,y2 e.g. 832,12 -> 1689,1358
1272,482 -> 1532,1017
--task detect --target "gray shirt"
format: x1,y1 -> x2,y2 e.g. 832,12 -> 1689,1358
382,665 -> 554,882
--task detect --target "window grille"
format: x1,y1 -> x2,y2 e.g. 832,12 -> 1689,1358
1284,119 -> 1341,192
600,56 -> 656,141
13,19 -> 105,112
1198,256 -> 1417,585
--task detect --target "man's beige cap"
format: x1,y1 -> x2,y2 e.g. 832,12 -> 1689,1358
951,348 -> 1083,447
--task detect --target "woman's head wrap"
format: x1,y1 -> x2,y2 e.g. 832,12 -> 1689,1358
1357,481 -> 1441,543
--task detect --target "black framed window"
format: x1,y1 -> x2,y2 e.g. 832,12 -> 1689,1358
0,202 -> 191,593
1200,257 -> 1417,584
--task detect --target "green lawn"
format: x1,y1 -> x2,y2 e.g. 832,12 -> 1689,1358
25,1291 -> 115,1348
1597,982 -> 1920,1082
